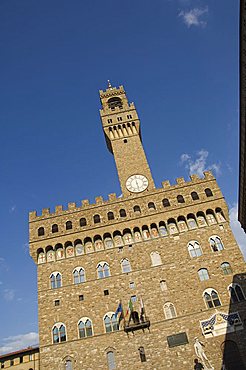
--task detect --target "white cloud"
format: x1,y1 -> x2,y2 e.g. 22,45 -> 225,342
0,332 -> 39,355
179,7 -> 208,28
3,289 -> 15,302
180,149 -> 221,177
229,204 -> 246,259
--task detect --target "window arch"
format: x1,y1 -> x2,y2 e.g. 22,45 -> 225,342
50,272 -> 62,289
160,280 -> 168,291
119,209 -> 126,217
177,195 -> 185,203
64,358 -> 73,370
197,211 -> 207,227
93,214 -> 101,224
187,214 -> 197,229
107,212 -> 114,220
133,205 -> 141,213
205,188 -> 213,197
191,191 -> 199,200
228,284 -> 245,303
121,258 -> 131,273
65,221 -> 72,230
52,323 -> 66,343
37,249 -> 46,264
209,236 -> 223,252
215,207 -> 226,222
163,302 -> 177,319
108,97 -> 123,109
203,289 -> 221,308
177,216 -> 188,232
221,262 -> 232,275
104,312 -> 119,333
198,268 -> 209,281
206,210 -> 217,225
80,217 -> 87,227
159,221 -> 168,236
38,227 -> 45,236
107,350 -> 116,370
162,198 -> 170,207
167,218 -> 178,234
52,224 -> 58,233
150,251 -> 162,266
78,317 -> 93,338
148,202 -> 156,210
188,241 -> 202,258
97,262 -> 110,279
73,267 -> 85,284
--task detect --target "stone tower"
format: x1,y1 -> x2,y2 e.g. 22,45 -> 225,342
29,83 -> 246,370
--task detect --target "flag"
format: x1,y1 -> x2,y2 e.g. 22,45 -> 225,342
125,298 -> 133,321
139,297 -> 145,321
114,301 -> 123,318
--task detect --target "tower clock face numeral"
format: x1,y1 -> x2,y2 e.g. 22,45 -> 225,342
126,175 -> 149,193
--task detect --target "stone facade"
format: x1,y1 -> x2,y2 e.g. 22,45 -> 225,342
29,84 -> 246,370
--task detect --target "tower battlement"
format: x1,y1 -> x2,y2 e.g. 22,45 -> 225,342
29,170 -> 216,221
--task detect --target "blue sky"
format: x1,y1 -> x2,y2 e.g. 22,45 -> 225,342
0,0 -> 245,354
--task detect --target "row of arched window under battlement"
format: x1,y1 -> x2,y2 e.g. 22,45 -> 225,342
36,208 -> 226,263
37,188 -> 216,237
51,284 -> 245,343
49,259 -> 233,289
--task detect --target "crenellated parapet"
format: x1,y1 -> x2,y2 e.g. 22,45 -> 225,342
29,171 -> 217,221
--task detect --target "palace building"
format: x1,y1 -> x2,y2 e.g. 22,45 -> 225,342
29,83 -> 246,369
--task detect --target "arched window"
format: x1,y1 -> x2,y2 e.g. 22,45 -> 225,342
198,268 -> 209,281
159,221 -> 168,236
164,302 -> 177,319
65,221 -> 72,230
167,219 -> 178,234
93,214 -> 101,224
187,214 -> 197,229
73,267 -> 85,284
191,191 -> 199,200
80,218 -> 87,227
108,97 -> 123,109
206,210 -> 217,225
123,229 -> 133,244
119,209 -> 126,217
104,312 -> 119,333
38,227 -> 45,236
177,216 -> 188,232
150,251 -> 162,266
177,195 -> 185,203
162,198 -> 170,207
50,272 -> 62,289
133,227 -> 142,242
107,350 -> 116,370
107,212 -> 114,220
52,323 -> 66,343
64,359 -> 73,370
78,318 -> 93,338
104,234 -> 114,249
150,223 -> 159,238
37,249 -> 46,264
197,212 -> 207,227
229,284 -> 245,303
121,258 -> 131,273
205,188 -> 213,197
142,225 -> 151,239
209,236 -> 223,252
220,264 -> 233,278
133,205 -> 141,213
203,289 -> 221,308
74,240 -> 84,255
97,262 -> 110,279
188,241 -> 202,257
148,202 -> 156,210
160,280 -> 168,291
52,224 -> 58,233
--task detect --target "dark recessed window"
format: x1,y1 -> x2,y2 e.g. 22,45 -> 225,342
80,217 -> 87,227
138,347 -> 146,362
177,195 -> 185,203
104,289 -> 109,296
38,227 -> 45,236
119,209 -> 126,217
148,202 -> 156,210
108,119 -> 112,123
66,221 -> 72,230
117,117 -> 122,121
55,300 -> 60,306
127,114 -> 132,119
20,357 -> 23,363
52,224 -> 58,233
94,214 -> 101,224
205,188 -> 213,197
10,360 -> 14,366
191,191 -> 199,200
79,294 -> 84,301
107,212 -> 114,220
124,139 -> 128,143
162,198 -> 170,207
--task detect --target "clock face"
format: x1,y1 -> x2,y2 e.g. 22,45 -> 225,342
126,174 -> 148,193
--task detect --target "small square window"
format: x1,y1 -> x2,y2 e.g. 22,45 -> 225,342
131,295 -> 137,302
54,300 -> 60,306
117,117 -> 122,121
118,246 -> 123,252
20,357 -> 23,363
108,119 -> 112,123
10,360 -> 14,366
130,282 -> 135,289
29,355 -> 33,361
104,289 -> 109,296
128,244 -> 133,250
79,295 -> 84,301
